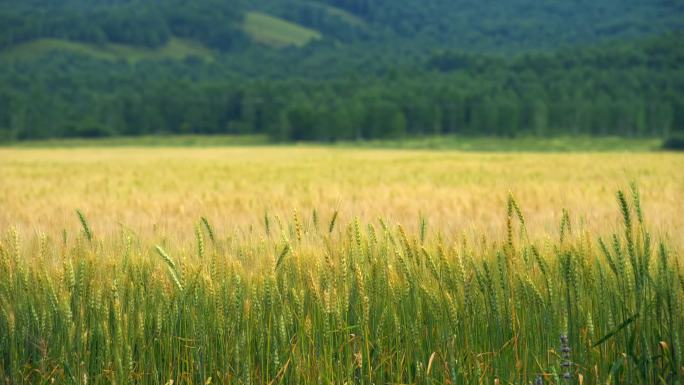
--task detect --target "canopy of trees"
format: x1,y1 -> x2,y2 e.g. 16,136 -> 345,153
0,0 -> 247,51
3,0 -> 681,52
1,33 -> 682,142
0,0 -> 682,141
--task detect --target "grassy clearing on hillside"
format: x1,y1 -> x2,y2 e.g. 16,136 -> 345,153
0,38 -> 215,62
243,12 -> 322,47
1,187 -> 682,384
3,135 -> 269,148
0,147 -> 682,250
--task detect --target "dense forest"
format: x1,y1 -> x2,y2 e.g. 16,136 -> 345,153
0,0 -> 246,50
0,0 -> 683,141
3,0 -> 682,52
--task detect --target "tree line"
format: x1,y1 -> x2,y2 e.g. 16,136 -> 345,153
1,33 -> 682,142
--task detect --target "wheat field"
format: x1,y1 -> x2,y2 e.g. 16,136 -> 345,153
0,147 -> 683,384
1,148 -> 682,246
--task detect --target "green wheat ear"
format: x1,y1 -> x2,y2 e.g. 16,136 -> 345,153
155,245 -> 183,291
616,190 -> 632,234
195,223 -> 205,259
200,216 -> 215,244
76,209 -> 92,242
329,210 -> 339,234
264,210 -> 271,236
560,208 -> 571,244
630,182 -> 644,225
275,243 -> 290,271
155,245 -> 176,269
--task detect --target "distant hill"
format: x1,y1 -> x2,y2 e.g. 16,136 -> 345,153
1,0 -> 682,55
0,11 -> 324,62
1,31 -> 682,141
0,0 -> 683,142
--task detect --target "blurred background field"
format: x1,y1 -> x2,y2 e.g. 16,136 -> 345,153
2,145 -> 682,249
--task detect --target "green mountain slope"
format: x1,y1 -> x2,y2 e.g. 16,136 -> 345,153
0,37 -> 214,62
1,32 -> 682,142
1,0 -> 682,54
0,0 -> 682,143
0,10 -> 324,61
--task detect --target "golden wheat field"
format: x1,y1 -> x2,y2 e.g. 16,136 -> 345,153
2,146 -> 684,384
0,147 -> 682,247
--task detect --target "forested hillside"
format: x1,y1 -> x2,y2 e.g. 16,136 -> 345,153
259,0 -> 684,51
0,0 -> 246,50
0,0 -> 683,141
3,0 -> 682,51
